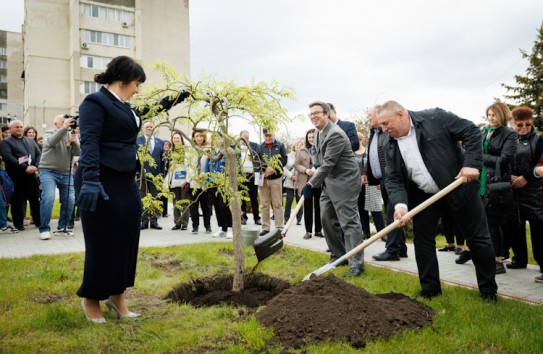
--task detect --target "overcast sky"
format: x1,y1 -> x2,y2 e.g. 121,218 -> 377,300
1,0 -> 542,138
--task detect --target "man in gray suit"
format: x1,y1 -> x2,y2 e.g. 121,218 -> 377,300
303,101 -> 364,277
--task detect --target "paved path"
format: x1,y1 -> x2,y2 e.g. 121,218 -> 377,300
1,211 -> 541,304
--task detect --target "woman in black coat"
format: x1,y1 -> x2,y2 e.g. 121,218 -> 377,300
506,106 -> 543,272
479,102 -> 517,274
76,56 -> 186,323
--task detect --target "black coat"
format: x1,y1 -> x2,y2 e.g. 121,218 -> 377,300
384,108 -> 482,210
481,125 -> 517,188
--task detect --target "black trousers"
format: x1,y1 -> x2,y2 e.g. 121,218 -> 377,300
284,188 -> 302,223
507,217 -> 543,267
410,187 -> 497,295
139,178 -> 159,225
10,173 -> 40,228
303,187 -> 322,233
441,205 -> 465,246
381,182 -> 407,255
208,187 -> 232,231
189,188 -> 211,229
241,174 -> 260,221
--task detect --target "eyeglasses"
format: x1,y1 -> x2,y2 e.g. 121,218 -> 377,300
515,122 -> 532,128
308,111 -> 324,117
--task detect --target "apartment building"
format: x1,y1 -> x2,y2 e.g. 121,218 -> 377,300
22,0 -> 190,133
0,30 -> 24,126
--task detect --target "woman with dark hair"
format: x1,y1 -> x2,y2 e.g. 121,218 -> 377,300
461,102 -> 517,274
76,56 -> 187,323
505,106 -> 543,275
160,140 -> 172,217
294,128 -> 322,239
24,126 -> 39,146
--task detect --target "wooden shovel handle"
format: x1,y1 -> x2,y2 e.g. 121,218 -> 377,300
281,195 -> 305,237
343,178 -> 464,260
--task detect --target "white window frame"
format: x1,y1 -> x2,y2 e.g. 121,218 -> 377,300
0,60 -> 6,69
82,3 -> 132,23
84,30 -> 130,48
80,81 -> 101,94
80,55 -> 112,70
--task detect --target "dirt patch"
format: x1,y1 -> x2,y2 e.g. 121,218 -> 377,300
165,273 -> 434,350
255,274 -> 435,349
165,273 -> 290,309
30,293 -> 67,304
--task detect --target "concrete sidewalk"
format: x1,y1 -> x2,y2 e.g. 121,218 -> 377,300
1,212 -> 542,304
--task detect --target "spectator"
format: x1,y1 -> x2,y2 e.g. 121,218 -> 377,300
160,140 -> 171,218
207,137 -> 233,239
295,129 -> 323,240
363,106 -> 407,261
506,106 -> 543,274
304,101 -> 364,277
239,130 -> 261,225
24,126 -> 40,148
1,126 -> 9,139
283,140 -> 303,226
473,102 -> 517,275
255,129 -> 287,236
328,103 -> 359,151
0,132 -> 17,234
37,114 -> 80,240
0,119 -> 41,231
137,121 -> 165,230
378,100 -> 497,300
188,130 -> 212,234
168,132 -> 190,231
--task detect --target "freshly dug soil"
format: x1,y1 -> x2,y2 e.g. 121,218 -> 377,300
166,273 -> 435,350
165,273 -> 290,309
255,274 -> 435,349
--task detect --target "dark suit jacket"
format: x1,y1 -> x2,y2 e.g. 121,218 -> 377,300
336,119 -> 359,151
136,135 -> 165,177
384,108 -> 483,210
78,87 -> 142,181
0,136 -> 41,178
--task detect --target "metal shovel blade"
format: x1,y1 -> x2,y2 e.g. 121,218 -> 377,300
253,229 -> 283,262
302,256 -> 347,281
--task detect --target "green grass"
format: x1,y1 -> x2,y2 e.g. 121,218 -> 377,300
0,243 -> 541,353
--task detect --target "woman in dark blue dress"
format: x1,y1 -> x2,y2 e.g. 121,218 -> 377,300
76,56 -> 186,323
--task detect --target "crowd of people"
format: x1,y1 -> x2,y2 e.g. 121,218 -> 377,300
1,55 -> 542,323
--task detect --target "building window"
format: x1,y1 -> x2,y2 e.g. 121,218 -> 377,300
80,81 -> 101,94
0,60 -> 6,69
0,75 -> 7,83
82,4 -> 131,23
84,30 -> 130,48
0,89 -> 6,99
80,55 -> 112,70
0,103 -> 6,110
0,48 -> 6,55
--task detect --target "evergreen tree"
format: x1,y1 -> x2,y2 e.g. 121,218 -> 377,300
502,22 -> 543,129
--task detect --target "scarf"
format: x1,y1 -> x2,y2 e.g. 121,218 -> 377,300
479,125 -> 497,196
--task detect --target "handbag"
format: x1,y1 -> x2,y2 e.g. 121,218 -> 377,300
486,161 -> 513,217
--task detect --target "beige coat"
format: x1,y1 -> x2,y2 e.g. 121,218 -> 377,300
294,145 -> 312,196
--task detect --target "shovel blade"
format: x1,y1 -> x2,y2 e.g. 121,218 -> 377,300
253,229 -> 283,263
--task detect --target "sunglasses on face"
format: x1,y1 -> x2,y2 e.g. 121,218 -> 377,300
515,122 -> 532,128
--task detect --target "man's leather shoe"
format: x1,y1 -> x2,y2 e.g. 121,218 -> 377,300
506,261 -> 527,269
343,267 -> 364,278
418,289 -> 442,299
255,219 -> 262,225
495,262 -> 506,274
399,252 -> 408,258
150,224 -> 163,230
171,225 -> 181,230
241,218 -> 247,225
372,251 -> 400,261
438,245 -> 455,252
181,225 -> 187,230
480,292 -> 497,302
455,250 -> 471,264
140,224 -> 148,230
314,231 -> 324,238
259,230 -> 270,236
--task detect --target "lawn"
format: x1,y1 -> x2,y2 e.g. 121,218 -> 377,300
0,242 -> 541,353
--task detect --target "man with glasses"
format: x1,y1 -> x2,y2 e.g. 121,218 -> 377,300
0,119 -> 41,231
303,101 -> 364,277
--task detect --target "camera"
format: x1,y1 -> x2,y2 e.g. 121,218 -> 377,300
64,114 -> 79,129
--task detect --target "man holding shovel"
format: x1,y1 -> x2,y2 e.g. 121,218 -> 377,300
378,101 -> 498,301
303,101 -> 364,277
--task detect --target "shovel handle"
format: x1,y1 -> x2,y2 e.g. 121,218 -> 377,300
342,178 -> 464,260
281,195 -> 305,238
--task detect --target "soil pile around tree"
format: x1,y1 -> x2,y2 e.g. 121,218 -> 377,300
166,273 -> 434,350
255,274 -> 435,349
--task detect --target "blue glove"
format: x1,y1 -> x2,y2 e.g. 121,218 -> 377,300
301,183 -> 313,199
76,181 -> 110,212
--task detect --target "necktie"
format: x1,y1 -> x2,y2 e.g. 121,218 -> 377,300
148,137 -> 154,152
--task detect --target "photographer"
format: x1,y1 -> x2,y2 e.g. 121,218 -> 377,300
38,114 -> 80,240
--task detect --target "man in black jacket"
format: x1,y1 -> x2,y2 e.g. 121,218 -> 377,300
378,101 -> 497,301
363,106 -> 407,261
0,119 -> 41,231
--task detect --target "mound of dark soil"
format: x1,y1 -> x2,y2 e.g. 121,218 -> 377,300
166,273 -> 434,350
165,273 -> 290,309
255,274 -> 435,349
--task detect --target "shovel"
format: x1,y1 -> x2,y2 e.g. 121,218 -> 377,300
302,178 -> 464,281
254,195 -> 305,262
